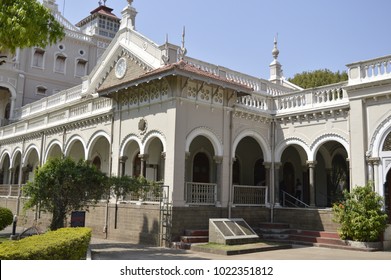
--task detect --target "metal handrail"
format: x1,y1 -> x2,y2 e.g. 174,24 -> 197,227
282,190 -> 310,208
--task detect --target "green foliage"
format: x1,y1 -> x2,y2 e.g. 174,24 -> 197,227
332,185 -> 388,242
0,207 -> 13,231
288,69 -> 348,89
109,175 -> 162,202
23,157 -> 109,230
0,0 -> 65,53
0,227 -> 91,260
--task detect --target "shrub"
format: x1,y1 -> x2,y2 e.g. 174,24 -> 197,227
332,185 -> 388,242
0,227 -> 92,260
0,207 -> 13,231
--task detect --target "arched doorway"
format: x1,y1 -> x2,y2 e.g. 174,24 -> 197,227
254,158 -> 265,186
283,162 -> 295,195
193,152 -> 210,183
385,170 -> 391,223
92,156 -> 101,171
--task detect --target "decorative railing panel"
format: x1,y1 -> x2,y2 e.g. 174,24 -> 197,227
186,182 -> 217,205
233,185 -> 268,206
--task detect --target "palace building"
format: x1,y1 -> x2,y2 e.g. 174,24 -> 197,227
0,1 -> 390,244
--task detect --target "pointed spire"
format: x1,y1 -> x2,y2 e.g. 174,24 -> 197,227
178,26 -> 187,61
272,35 -> 279,61
120,0 -> 137,30
269,34 -> 283,84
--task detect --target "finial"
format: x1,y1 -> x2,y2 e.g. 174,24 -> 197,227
99,0 -> 102,6
162,34 -> 170,64
272,33 -> 279,60
127,0 -> 133,6
178,26 -> 187,61
103,0 -> 107,6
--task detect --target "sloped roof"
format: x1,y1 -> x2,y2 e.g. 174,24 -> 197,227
98,60 -> 253,96
76,5 -> 119,27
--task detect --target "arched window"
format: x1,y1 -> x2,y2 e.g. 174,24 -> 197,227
383,132 -> 391,151
32,48 -> 45,68
192,152 -> 210,183
75,59 -> 88,77
92,156 -> 101,171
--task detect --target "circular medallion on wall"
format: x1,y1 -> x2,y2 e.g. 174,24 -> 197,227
138,118 -> 147,135
115,57 -> 127,79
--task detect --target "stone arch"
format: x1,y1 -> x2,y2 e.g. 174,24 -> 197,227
87,130 -> 111,159
0,150 -> 11,167
185,127 -> 223,157
311,133 -> 350,160
64,135 -> 87,160
232,130 -> 271,162
143,130 -> 166,154
23,144 -> 40,166
275,137 -> 311,163
368,114 -> 391,157
120,134 -> 142,157
44,140 -> 63,162
11,148 -> 22,168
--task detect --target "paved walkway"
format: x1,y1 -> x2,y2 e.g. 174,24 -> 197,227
89,238 -> 391,260
2,226 -> 390,260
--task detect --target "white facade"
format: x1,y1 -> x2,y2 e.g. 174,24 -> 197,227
0,1 -> 390,227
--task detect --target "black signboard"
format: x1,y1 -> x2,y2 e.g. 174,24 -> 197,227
71,211 -> 86,227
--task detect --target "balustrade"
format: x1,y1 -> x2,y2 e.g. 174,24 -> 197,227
186,182 -> 217,205
348,55 -> 391,83
233,185 -> 268,206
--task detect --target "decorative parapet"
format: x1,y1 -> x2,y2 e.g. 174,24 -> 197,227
15,85 -> 83,120
347,55 -> 391,85
185,57 -> 292,96
0,96 -> 112,140
274,82 -> 348,116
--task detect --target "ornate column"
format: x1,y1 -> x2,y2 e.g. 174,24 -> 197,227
274,162 -> 281,206
372,157 -> 380,193
366,157 -> 374,183
138,154 -> 148,177
213,156 -> 223,207
263,162 -> 271,205
184,152 -> 191,202
8,167 -> 15,184
119,156 -> 128,176
307,161 -> 317,207
160,152 -> 166,182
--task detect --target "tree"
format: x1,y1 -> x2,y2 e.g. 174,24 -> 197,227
23,157 -> 109,230
0,0 -> 65,54
288,69 -> 348,89
332,185 -> 388,242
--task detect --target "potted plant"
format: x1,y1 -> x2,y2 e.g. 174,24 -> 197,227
332,184 -> 388,249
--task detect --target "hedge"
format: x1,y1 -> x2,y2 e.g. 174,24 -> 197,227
0,207 -> 13,231
0,227 -> 92,260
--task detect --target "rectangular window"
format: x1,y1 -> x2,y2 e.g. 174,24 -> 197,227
33,49 -> 45,68
76,59 -> 87,77
55,55 -> 66,73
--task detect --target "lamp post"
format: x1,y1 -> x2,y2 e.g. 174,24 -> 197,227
10,215 -> 18,240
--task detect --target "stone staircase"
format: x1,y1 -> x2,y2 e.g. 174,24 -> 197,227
171,229 -> 209,249
256,223 -> 382,251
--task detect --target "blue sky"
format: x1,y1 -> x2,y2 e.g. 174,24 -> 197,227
60,0 -> 391,79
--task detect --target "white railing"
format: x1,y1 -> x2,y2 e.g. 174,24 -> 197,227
122,187 -> 162,204
233,185 -> 268,206
236,95 -> 271,112
348,54 -> 391,84
20,85 -> 83,119
185,57 -> 292,96
0,184 -> 21,197
0,97 -> 112,139
275,82 -> 348,115
186,182 -> 217,205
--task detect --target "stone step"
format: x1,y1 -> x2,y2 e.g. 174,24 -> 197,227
180,235 -> 209,243
184,229 -> 209,236
258,223 -> 290,229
